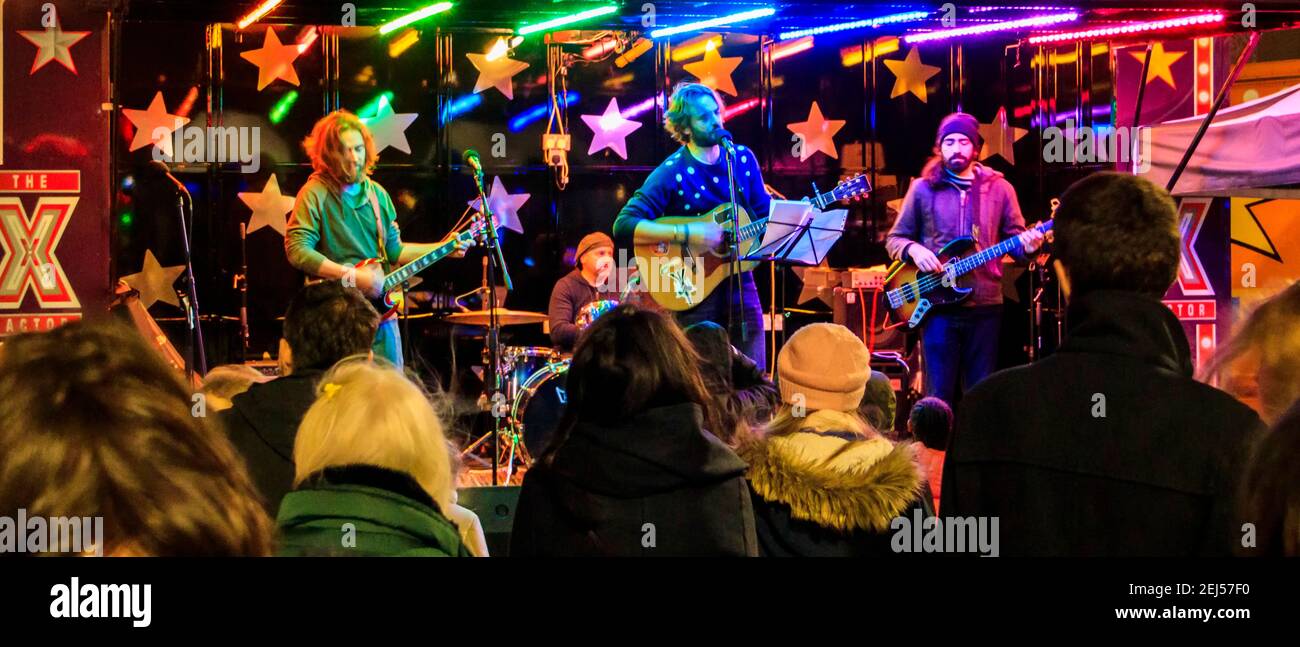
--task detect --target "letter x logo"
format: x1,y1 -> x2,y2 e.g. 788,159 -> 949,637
1175,198 -> 1213,297
0,197 -> 80,309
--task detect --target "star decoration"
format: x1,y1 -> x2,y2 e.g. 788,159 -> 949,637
466,38 -> 530,100
580,98 -> 643,159
682,47 -> 743,97
121,250 -> 185,310
238,175 -> 297,236
787,101 -> 845,162
17,22 -> 90,75
361,101 -> 419,154
792,263 -> 839,307
468,177 -> 530,234
1232,199 -> 1283,262
239,27 -> 303,91
1130,42 -> 1186,90
978,107 -> 1029,165
883,46 -> 941,103
121,92 -> 189,158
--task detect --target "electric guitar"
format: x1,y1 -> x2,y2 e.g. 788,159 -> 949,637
357,215 -> 488,320
633,174 -> 871,312
883,218 -> 1054,329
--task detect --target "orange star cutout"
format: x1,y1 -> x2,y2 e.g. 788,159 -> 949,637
787,101 -> 845,161
121,92 -> 189,158
240,27 -> 303,91
683,47 -> 743,97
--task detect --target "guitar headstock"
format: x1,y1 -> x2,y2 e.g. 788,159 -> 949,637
833,174 -> 872,205
467,214 -> 498,246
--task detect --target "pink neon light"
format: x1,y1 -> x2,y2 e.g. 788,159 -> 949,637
622,93 -> 665,119
723,97 -> 760,120
769,36 -> 814,62
904,11 -> 1078,43
1027,12 -> 1224,44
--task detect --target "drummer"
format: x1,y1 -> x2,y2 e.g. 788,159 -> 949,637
547,232 -> 618,352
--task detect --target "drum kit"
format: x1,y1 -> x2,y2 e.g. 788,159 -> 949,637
455,299 -> 620,480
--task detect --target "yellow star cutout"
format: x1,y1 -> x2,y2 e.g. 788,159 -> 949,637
883,47 -> 941,103
466,38 -> 530,100
18,22 -> 90,75
120,250 -> 186,310
682,47 -> 744,97
978,106 -> 1029,165
240,27 -> 303,91
1130,42 -> 1186,89
787,101 -> 845,161
239,175 -> 297,236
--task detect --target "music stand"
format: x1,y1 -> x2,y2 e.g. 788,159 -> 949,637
743,199 -> 848,267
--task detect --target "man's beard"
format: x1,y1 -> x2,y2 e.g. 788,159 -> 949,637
692,128 -> 723,147
944,154 -> 972,173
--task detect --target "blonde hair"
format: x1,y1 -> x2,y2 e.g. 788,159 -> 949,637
293,357 -> 455,513
664,82 -> 726,145
1201,282 -> 1300,423
762,405 -> 876,440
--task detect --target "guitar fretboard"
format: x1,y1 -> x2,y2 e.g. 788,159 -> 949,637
895,220 -> 1054,299
384,230 -> 473,291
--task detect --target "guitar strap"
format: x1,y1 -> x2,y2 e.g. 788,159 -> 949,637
366,183 -> 386,269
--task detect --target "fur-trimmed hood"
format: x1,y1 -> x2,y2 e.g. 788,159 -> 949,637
738,415 -> 925,534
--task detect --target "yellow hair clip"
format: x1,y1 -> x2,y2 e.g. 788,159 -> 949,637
322,382 -> 342,400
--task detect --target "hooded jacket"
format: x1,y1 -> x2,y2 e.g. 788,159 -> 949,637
885,160 -> 1029,307
736,411 -> 933,557
942,290 -> 1266,556
218,368 -> 323,513
277,464 -> 472,557
510,402 -> 759,556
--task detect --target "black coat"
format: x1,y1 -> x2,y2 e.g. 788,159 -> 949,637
216,369 -> 322,514
942,290 -> 1265,556
510,403 -> 759,556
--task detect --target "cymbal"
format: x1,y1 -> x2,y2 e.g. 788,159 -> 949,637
444,308 -> 548,326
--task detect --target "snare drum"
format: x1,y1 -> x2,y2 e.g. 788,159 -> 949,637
496,346 -> 563,395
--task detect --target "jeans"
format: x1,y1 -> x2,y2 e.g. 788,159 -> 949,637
373,317 -> 404,370
920,304 -> 1002,407
675,271 -> 766,370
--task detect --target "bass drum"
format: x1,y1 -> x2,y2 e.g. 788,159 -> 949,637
511,359 -> 571,457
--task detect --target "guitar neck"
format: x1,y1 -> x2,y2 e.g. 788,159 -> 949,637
947,220 -> 1055,279
384,231 -> 467,291
734,186 -> 840,243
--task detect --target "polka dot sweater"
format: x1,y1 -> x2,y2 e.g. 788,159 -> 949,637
613,145 -> 771,251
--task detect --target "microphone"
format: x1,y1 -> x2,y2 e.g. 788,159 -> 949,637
462,148 -> 483,176
147,160 -> 191,199
716,129 -> 736,156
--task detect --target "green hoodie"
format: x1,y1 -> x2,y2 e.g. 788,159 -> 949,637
276,465 -> 471,557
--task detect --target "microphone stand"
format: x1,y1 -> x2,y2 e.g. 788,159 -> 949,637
472,167 -> 510,486
237,222 -> 249,359
175,190 -> 207,381
722,139 -> 747,345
